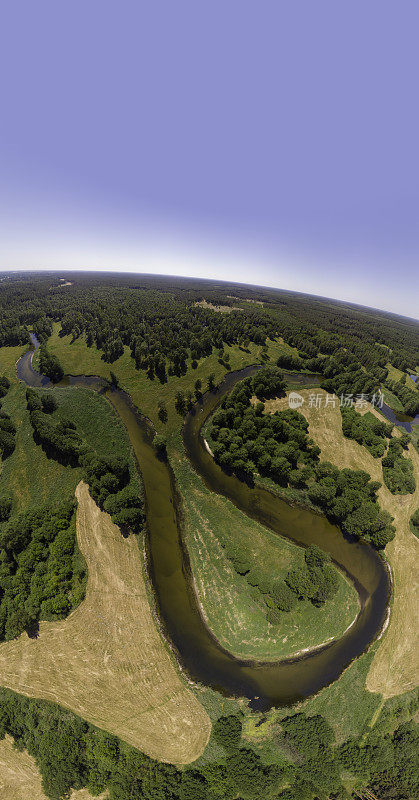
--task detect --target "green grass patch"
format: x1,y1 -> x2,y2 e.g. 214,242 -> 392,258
0,344 -> 28,381
168,432 -> 359,662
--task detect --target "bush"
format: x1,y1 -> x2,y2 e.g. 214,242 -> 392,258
410,508 -> 419,537
213,714 -> 243,751
271,579 -> 297,611
41,393 -> 58,413
0,496 -> 12,522
153,434 -> 167,456
38,347 -> 64,383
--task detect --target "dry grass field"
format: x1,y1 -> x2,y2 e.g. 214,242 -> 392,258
264,389 -> 419,699
0,736 -> 105,800
0,482 -> 210,765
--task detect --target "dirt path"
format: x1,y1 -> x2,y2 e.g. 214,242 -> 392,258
0,482 -> 210,764
264,390 -> 419,698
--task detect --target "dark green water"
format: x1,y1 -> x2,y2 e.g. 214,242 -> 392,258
17,341 -> 390,709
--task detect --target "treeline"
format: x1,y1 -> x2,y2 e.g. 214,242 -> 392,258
38,346 -> 64,383
340,406 -> 415,494
26,389 -> 144,533
0,500 -> 85,641
341,406 -> 393,458
210,367 -> 318,483
209,376 -> 395,549
1,273 -> 418,394
0,376 -> 16,462
0,685 -> 417,800
382,437 -> 416,494
385,378 -> 419,416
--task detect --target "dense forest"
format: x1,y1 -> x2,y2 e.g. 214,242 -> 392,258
0,272 -> 418,413
0,500 -> 85,640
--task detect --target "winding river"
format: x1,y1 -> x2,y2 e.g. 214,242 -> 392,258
17,336 -> 391,710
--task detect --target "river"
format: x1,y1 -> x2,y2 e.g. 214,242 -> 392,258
16,335 -> 391,709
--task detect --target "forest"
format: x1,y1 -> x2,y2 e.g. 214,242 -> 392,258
0,500 -> 85,641
0,685 -> 417,800
0,272 -> 418,415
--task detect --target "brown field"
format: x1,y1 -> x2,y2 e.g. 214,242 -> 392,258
264,389 -> 419,698
0,482 -> 210,765
194,299 -> 242,313
0,736 -> 105,800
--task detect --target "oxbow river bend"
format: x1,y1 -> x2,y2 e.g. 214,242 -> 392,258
17,335 -> 391,709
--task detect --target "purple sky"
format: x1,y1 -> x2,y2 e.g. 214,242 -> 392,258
0,2 -> 418,317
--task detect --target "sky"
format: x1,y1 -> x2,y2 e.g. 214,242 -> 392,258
0,2 -> 418,318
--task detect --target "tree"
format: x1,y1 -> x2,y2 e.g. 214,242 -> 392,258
153,435 -> 167,456
213,714 -> 243,751
207,373 -> 216,392
157,400 -> 168,423
175,391 -> 186,415
271,580 -> 297,611
41,393 -> 58,413
0,496 -> 12,522
194,378 -> 202,399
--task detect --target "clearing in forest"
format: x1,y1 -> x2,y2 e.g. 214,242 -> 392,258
264,389 -> 419,699
0,482 -> 210,764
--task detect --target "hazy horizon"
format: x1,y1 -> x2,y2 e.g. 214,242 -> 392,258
1,2 -> 418,318
2,266 -> 418,324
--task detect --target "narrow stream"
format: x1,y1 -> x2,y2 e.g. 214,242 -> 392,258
16,336 -> 391,709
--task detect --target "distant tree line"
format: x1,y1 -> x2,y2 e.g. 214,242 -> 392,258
0,274 -> 418,403
26,389 -> 144,534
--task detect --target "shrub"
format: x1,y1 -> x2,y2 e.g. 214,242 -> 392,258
213,714 -> 243,751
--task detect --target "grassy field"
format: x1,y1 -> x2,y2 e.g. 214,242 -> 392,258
39,323 -> 296,433
0,343 -> 28,381
264,389 -> 419,700
0,382 -> 140,515
0,482 -> 210,764
169,433 -> 359,661
0,736 -> 105,800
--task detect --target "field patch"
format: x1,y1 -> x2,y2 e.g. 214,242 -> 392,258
264,389 -> 419,698
0,482 -> 210,764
